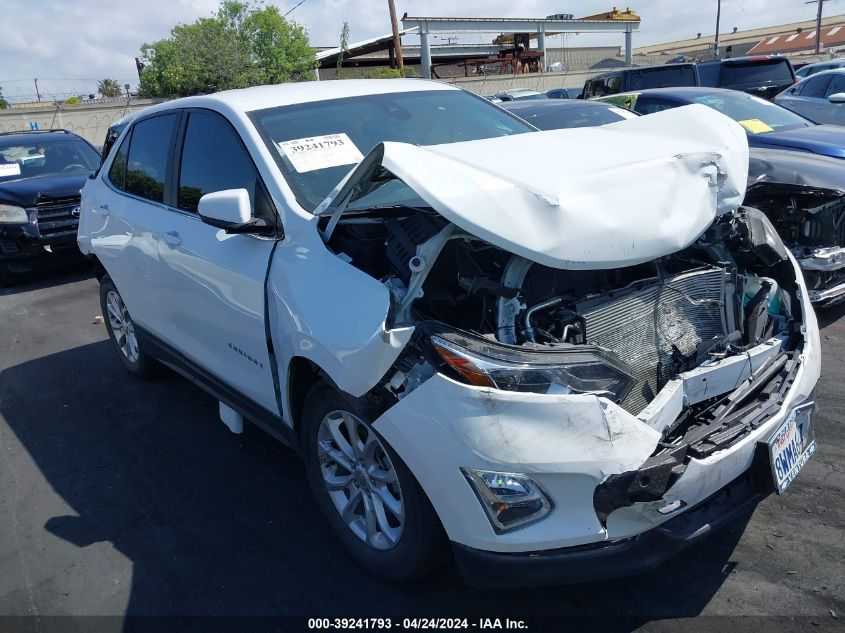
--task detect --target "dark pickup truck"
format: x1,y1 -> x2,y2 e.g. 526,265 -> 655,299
697,55 -> 797,100
0,129 -> 100,283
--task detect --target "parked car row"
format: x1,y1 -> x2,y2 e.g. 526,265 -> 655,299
582,55 -> 797,101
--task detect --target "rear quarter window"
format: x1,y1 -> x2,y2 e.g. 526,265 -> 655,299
107,133 -> 130,190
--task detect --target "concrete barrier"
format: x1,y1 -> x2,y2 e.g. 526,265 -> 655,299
0,99 -> 164,146
445,69 -> 606,95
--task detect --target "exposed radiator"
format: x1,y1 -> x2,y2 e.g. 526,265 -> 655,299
576,267 -> 729,414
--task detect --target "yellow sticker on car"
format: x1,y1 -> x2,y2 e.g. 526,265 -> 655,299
738,119 -> 774,134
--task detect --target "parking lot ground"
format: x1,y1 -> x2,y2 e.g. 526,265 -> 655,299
0,267 -> 843,631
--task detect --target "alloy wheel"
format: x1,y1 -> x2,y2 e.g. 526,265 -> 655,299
105,290 -> 140,363
317,410 -> 405,550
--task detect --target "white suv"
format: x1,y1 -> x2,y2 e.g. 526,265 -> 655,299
78,79 -> 821,588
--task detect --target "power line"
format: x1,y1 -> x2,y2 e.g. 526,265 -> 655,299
283,0 -> 308,18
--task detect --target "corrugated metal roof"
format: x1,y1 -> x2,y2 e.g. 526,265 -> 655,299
749,24 -> 845,54
633,13 -> 845,56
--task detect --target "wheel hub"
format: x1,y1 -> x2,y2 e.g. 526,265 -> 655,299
317,409 -> 405,550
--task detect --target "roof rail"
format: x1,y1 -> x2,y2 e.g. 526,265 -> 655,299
0,129 -> 72,137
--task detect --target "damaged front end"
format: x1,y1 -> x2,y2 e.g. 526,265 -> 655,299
311,106 -> 820,583
746,148 -> 845,306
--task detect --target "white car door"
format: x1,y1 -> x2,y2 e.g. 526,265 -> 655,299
89,112 -> 180,332
154,109 -> 279,415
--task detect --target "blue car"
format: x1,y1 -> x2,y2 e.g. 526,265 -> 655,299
597,87 -> 845,160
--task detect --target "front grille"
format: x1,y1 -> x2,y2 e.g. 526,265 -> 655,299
28,195 -> 80,238
802,198 -> 845,248
577,268 -> 729,415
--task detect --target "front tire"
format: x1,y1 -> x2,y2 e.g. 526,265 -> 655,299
302,382 -> 447,581
99,275 -> 156,378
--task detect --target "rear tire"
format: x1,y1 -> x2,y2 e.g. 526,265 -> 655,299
99,275 -> 156,378
302,382 -> 447,581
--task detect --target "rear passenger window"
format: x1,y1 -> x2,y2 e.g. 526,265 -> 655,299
107,133 -> 130,190
801,74 -> 832,98
125,114 -> 177,203
178,111 -> 269,217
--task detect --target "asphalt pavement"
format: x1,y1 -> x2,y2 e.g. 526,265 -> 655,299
0,266 -> 842,631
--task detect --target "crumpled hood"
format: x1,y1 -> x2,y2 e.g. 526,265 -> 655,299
748,147 -> 845,193
321,104 -> 749,270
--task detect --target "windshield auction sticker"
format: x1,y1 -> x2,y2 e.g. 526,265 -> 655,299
278,133 -> 364,173
738,118 -> 774,134
0,163 -> 22,177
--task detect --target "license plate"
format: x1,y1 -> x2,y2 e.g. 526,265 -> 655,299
768,401 -> 816,494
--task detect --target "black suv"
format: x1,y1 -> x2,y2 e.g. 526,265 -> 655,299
0,129 -> 100,283
582,63 -> 698,99
696,55 -> 796,100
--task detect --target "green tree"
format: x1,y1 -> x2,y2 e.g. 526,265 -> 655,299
0,86 -> 7,109
98,78 -> 123,98
65,96 -> 81,105
337,21 -> 350,71
139,0 -> 315,98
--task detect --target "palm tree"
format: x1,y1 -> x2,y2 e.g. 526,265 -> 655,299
98,78 -> 122,98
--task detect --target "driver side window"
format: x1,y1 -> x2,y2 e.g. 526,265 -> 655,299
177,110 -> 274,222
824,75 -> 845,98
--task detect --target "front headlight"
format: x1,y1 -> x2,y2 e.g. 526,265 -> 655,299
0,204 -> 28,224
431,332 -> 634,403
741,207 -> 789,267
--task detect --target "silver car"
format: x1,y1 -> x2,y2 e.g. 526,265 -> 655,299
795,59 -> 845,79
775,68 -> 845,125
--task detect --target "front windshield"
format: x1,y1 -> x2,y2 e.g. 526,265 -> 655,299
692,92 -> 813,134
0,135 -> 100,182
249,89 -> 533,212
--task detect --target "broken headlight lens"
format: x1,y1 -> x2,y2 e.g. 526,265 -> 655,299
0,204 -> 27,224
462,468 -> 553,533
431,334 -> 634,402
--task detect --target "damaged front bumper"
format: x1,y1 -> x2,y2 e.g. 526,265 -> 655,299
799,247 -> 845,305
372,262 -> 820,587
453,454 -> 770,588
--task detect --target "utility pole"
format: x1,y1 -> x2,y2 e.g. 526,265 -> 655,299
713,0 -> 722,59
388,0 -> 404,70
34,78 -> 41,103
805,0 -> 830,55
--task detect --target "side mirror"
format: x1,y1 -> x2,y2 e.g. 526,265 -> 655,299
828,92 -> 845,103
197,188 -> 270,234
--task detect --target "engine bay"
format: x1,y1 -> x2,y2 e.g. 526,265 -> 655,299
326,204 -> 803,415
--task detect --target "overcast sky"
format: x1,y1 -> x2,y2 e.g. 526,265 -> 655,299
0,0 -> 839,102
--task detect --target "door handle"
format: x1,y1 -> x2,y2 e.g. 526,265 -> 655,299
161,230 -> 182,247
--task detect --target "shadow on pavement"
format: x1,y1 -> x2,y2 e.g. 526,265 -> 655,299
817,301 -> 845,329
0,261 -> 94,297
0,340 -> 750,625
